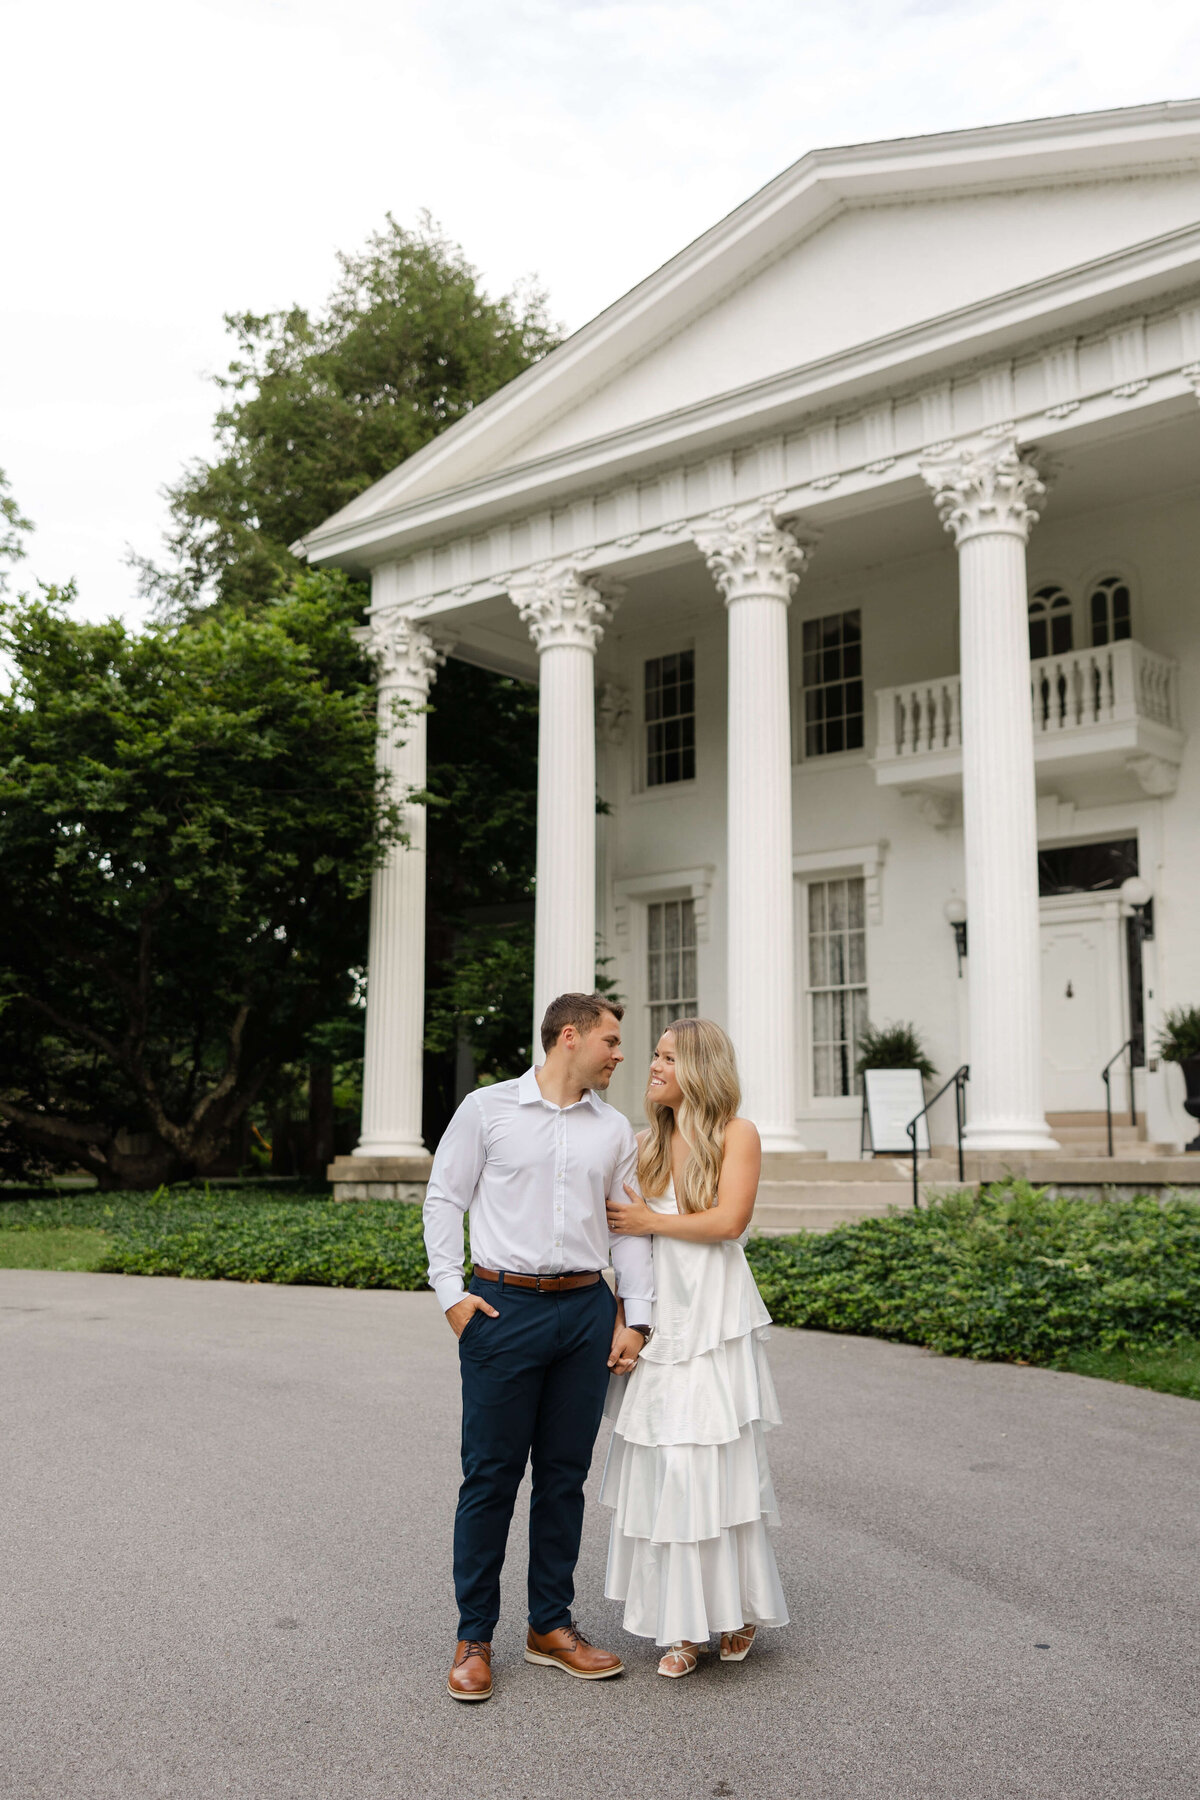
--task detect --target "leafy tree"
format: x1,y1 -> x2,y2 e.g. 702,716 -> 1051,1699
0,466 -> 33,594
135,215 -> 554,1143
137,214 -> 558,618
0,575 -> 405,1186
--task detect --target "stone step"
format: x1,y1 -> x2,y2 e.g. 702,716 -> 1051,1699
761,1159 -> 943,1184
1046,1112 -> 1145,1130
753,1182 -> 967,1233
1050,1123 -> 1144,1137
951,1154 -> 1200,1185
759,1180 -> 964,1224
759,1151 -> 828,1179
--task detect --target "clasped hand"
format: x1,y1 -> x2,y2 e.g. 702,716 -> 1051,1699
606,1182 -> 655,1237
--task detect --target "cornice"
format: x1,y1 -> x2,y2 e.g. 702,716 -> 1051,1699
306,100 -> 1200,545
303,226 -> 1200,569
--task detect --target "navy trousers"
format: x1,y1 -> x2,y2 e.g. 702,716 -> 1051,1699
453,1274 -> 617,1641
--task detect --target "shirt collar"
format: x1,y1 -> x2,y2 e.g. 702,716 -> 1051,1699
519,1066 -> 604,1111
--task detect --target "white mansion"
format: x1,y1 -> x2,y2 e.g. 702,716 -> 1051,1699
305,100 -> 1200,1178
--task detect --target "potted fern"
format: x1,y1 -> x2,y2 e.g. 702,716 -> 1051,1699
1156,1006 -> 1200,1151
855,1021 -> 937,1083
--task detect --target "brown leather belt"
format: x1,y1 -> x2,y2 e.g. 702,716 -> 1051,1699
473,1268 -> 600,1293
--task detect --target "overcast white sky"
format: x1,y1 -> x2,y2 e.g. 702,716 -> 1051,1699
3,0 -> 1200,624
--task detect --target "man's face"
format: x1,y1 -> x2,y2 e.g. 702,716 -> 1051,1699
573,1013 -> 624,1089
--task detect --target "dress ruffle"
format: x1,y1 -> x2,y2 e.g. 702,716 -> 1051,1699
601,1181 -> 789,1646
605,1519 -> 789,1645
605,1327 -> 781,1446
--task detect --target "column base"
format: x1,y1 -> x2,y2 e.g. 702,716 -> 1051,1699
962,1123 -> 1061,1152
758,1127 -> 809,1154
352,1138 -> 428,1160
329,1153 -> 432,1203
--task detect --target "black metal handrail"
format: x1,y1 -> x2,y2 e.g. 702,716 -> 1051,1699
1101,1038 -> 1135,1158
906,1065 -> 969,1208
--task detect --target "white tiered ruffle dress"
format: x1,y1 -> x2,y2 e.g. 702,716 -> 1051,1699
600,1179 -> 789,1646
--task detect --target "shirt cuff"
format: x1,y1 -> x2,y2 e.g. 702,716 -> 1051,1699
433,1275 -> 466,1312
626,1318 -> 652,1334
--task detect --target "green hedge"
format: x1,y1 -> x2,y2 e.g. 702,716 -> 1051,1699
746,1183 -> 1200,1363
4,1181 -> 1199,1369
0,1188 -> 435,1289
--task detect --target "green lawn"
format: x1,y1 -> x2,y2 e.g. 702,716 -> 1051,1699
0,1226 -> 111,1270
2,1181 -> 1197,1403
1057,1339 -> 1200,1401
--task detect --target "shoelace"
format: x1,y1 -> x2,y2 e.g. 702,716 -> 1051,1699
456,1640 -> 491,1666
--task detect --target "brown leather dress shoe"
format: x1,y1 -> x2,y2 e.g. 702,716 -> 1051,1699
524,1621 -> 624,1679
447,1639 -> 493,1701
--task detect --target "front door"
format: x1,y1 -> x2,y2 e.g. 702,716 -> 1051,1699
1039,896 -> 1127,1113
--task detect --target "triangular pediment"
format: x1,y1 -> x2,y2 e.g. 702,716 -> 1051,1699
305,102 -> 1200,555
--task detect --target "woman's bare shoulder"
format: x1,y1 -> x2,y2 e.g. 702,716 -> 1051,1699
724,1116 -> 761,1151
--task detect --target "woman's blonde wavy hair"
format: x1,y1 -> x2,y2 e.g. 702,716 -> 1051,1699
637,1017 -> 742,1214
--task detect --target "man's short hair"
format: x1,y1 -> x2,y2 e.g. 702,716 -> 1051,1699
540,992 -> 625,1054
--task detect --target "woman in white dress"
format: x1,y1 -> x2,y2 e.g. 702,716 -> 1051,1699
602,1017 -> 788,1678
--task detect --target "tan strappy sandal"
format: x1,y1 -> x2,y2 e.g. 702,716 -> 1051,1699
719,1624 -> 757,1662
657,1640 -> 705,1678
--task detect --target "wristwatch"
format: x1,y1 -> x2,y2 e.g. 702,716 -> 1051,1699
627,1322 -> 653,1341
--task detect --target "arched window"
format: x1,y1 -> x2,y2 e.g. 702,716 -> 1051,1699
1028,585 -> 1073,661
1089,575 -> 1132,646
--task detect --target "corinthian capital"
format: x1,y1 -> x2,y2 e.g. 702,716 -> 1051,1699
693,505 -> 816,605
921,436 -> 1046,546
511,565 -> 623,653
355,609 -> 446,694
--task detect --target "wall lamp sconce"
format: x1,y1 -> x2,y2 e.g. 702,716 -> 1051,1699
943,896 -> 968,977
1120,875 -> 1154,945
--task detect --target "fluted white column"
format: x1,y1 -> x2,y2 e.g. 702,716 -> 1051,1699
923,437 -> 1057,1150
353,611 -> 443,1159
695,507 -> 813,1152
513,566 -> 621,1042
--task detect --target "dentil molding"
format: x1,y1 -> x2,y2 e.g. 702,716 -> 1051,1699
693,504 -> 818,605
920,434 -> 1046,547
355,610 -> 448,694
511,564 -> 624,653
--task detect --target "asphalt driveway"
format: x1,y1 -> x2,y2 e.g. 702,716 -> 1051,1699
1,1270 -> 1196,1800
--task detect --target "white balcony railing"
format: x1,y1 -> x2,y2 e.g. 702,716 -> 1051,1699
874,639 -> 1180,769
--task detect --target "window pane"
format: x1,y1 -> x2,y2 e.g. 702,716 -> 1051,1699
801,610 -> 866,759
645,649 -> 695,787
680,899 -> 697,947
681,948 -> 697,998
648,905 -> 661,952
807,877 -> 868,1098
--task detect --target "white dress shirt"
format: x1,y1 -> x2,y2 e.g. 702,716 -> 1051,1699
424,1067 -> 655,1322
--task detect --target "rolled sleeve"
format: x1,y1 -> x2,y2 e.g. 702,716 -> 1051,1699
607,1129 -> 654,1316
424,1095 -> 485,1312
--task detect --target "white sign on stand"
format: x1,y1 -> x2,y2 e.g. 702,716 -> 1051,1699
862,1069 -> 929,1155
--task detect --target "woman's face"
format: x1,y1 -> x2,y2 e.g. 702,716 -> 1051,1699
648,1030 -> 684,1110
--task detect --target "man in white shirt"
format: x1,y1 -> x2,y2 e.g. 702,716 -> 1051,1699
424,991 -> 654,1703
